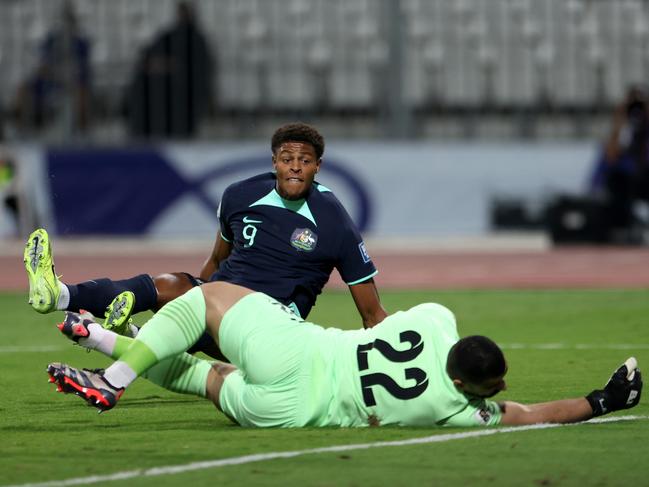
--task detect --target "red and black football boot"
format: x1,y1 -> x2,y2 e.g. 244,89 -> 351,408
57,311 -> 96,344
47,362 -> 124,412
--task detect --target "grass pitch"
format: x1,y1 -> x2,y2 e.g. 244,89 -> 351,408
1,289 -> 649,486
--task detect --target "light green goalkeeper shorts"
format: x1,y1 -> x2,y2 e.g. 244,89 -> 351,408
218,292 -> 322,428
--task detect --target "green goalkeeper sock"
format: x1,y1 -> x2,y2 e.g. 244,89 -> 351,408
111,335 -> 131,360
103,287 -> 207,387
99,331 -> 210,397
143,354 -> 212,397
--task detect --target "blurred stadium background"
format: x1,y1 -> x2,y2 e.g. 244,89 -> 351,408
2,0 -> 649,282
3,3 -> 649,485
4,0 -> 649,140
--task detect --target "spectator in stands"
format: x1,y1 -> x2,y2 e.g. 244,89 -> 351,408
123,1 -> 216,139
589,86 -> 649,241
13,1 -> 92,136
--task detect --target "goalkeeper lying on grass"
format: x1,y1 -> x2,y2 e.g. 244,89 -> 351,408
47,281 -> 642,427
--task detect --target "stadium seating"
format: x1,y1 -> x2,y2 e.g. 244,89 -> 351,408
1,0 -> 648,140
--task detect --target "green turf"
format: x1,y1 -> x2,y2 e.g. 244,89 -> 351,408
1,289 -> 649,486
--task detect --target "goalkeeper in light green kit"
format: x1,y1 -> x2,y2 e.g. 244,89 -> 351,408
47,282 -> 642,427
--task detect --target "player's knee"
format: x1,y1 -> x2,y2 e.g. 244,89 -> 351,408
153,272 -> 194,310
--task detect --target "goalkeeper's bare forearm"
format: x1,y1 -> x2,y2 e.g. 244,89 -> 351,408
499,358 -> 642,426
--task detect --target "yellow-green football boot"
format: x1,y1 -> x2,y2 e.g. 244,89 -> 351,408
24,228 -> 61,313
103,291 -> 136,336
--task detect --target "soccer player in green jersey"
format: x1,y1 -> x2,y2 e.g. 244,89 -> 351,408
47,281 -> 642,427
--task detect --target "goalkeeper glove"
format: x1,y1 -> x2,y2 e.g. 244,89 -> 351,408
586,358 -> 642,417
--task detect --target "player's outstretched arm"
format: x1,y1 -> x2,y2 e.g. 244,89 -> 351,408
199,232 -> 232,281
499,357 -> 642,426
499,398 -> 592,425
349,279 -> 388,329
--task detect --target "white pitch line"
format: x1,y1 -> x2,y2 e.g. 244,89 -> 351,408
4,415 -> 646,487
499,343 -> 649,350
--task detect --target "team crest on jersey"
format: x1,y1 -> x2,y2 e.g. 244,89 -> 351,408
291,228 -> 318,251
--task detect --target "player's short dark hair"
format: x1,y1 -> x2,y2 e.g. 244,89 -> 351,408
446,335 -> 506,385
271,122 -> 325,159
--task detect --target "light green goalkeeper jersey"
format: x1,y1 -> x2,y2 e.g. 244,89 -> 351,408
298,303 -> 503,428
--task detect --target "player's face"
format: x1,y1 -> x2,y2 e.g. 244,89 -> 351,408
272,142 -> 321,200
456,368 -> 508,399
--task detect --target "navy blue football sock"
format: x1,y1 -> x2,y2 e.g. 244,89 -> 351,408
67,274 -> 157,316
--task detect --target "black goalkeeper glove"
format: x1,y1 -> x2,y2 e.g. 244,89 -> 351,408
586,358 -> 643,417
